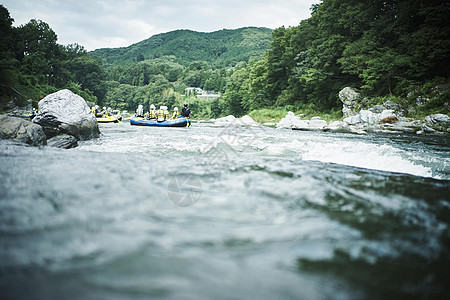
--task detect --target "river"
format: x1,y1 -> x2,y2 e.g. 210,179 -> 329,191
1,121 -> 449,299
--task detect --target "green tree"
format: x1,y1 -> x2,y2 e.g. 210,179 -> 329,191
0,5 -> 20,103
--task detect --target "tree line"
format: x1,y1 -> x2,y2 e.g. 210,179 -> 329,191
0,5 -> 106,108
220,0 -> 449,117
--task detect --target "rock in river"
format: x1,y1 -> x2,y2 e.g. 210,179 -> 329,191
0,115 -> 46,146
33,89 -> 100,141
47,134 -> 78,149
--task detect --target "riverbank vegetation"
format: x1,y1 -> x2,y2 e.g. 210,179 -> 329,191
1,1 -> 448,120
221,0 -> 449,119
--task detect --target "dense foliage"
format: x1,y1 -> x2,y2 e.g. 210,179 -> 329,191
90,28 -> 273,68
0,5 -> 106,108
220,0 -> 449,117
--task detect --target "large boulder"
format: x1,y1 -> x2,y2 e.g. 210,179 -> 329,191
0,115 -> 46,146
33,89 -> 100,140
339,87 -> 363,117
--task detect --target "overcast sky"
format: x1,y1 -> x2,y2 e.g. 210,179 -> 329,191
2,0 -> 320,51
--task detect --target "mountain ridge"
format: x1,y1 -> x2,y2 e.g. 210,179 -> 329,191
89,27 -> 273,68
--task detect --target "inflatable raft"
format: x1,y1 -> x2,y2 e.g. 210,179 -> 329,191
130,117 -> 191,127
97,115 -> 121,123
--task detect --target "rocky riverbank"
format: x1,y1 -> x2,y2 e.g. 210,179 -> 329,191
276,87 -> 449,136
0,89 -> 99,148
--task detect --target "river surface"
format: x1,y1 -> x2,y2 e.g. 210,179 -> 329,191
1,121 -> 449,299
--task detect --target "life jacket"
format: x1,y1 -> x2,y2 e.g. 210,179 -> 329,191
149,110 -> 157,119
157,109 -> 166,121
171,111 -> 179,119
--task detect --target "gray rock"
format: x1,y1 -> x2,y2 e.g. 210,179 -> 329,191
308,119 -> 328,130
0,115 -> 46,146
382,100 -> 400,110
368,105 -> 385,113
424,114 -> 450,133
377,123 -> 417,134
33,89 -> 100,141
421,125 -> 436,133
425,114 -> 450,125
359,110 -> 380,125
339,87 -> 362,117
4,99 -> 34,118
47,134 -> 78,149
343,115 -> 361,125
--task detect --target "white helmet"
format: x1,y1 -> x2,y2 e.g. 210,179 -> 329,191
103,107 -> 106,110
174,107 -> 178,111
160,106 -> 164,110
150,104 -> 155,110
95,105 -> 99,109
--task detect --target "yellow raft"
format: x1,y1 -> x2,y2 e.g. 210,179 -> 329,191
96,115 -> 121,123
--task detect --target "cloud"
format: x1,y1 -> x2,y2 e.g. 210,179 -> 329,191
2,0 -> 319,50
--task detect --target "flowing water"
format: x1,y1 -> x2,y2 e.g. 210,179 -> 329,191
1,121 -> 449,299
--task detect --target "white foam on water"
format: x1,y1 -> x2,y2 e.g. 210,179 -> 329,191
300,140 -> 435,178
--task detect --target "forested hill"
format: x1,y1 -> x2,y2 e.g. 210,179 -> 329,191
89,27 -> 273,68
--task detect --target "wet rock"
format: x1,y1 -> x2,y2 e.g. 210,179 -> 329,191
33,89 -> 100,141
0,115 -> 46,146
47,134 -> 78,149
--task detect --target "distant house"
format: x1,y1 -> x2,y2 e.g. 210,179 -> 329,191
184,87 -> 220,99
185,87 -> 204,96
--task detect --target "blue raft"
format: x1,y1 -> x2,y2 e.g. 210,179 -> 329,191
130,117 -> 191,127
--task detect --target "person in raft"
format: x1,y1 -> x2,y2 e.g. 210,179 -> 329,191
171,107 -> 179,119
181,103 -> 190,118
163,106 -> 170,120
148,104 -> 157,119
92,105 -> 103,117
136,105 -> 144,117
157,106 -> 169,121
